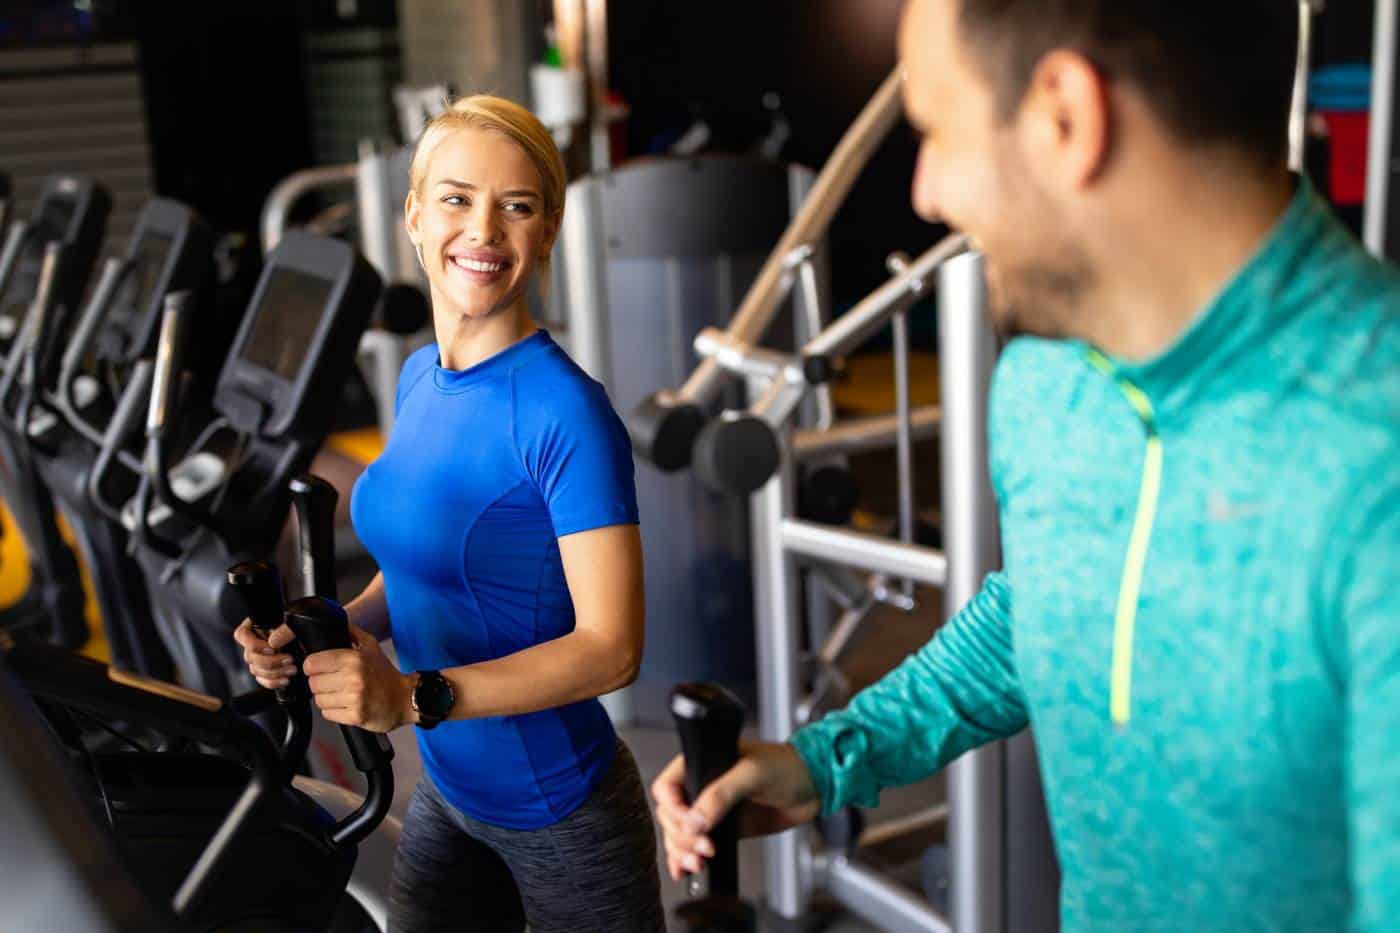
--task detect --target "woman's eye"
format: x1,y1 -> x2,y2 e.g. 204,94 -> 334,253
504,202 -> 534,215
442,195 -> 468,206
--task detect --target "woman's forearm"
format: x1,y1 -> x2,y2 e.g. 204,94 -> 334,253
434,628 -> 639,721
345,572 -> 392,642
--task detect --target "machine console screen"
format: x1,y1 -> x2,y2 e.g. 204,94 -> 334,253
240,266 -> 334,382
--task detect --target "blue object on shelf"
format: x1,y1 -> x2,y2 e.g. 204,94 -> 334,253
1310,64 -> 1372,112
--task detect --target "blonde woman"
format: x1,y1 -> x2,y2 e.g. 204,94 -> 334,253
235,96 -> 664,932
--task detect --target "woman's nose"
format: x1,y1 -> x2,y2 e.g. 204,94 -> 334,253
467,202 -> 502,244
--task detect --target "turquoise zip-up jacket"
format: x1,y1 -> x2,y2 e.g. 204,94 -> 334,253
791,180 -> 1400,931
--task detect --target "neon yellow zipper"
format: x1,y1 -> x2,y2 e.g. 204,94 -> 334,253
1086,350 -> 1163,728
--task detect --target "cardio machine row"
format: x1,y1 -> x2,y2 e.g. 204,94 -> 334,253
0,170 -> 756,933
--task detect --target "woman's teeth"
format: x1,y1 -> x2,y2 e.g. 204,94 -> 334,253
453,257 -> 507,273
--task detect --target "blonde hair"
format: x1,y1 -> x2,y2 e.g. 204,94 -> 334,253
409,94 -> 567,234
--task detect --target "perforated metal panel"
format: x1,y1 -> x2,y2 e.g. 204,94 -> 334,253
0,42 -> 153,255
303,28 -> 401,164
396,0 -> 540,103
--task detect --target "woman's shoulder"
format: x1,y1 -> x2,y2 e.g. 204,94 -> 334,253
511,336 -> 618,417
401,342 -> 440,384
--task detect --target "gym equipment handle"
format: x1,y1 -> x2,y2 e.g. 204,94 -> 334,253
671,682 -> 744,898
227,560 -> 313,770
283,595 -> 395,848
289,473 -> 338,601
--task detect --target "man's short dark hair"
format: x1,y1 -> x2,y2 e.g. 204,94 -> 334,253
957,1 -> 1299,166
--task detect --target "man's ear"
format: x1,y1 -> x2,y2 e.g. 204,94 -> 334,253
1019,49 -> 1111,190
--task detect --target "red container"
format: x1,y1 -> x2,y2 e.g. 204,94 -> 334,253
1319,110 -> 1370,206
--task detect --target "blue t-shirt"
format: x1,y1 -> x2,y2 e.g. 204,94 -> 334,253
350,330 -> 639,829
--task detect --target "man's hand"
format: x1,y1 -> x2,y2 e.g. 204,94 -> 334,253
302,623 -> 413,733
233,620 -> 298,690
651,740 -> 822,882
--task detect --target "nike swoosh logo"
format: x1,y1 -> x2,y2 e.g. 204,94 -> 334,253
1207,490 -> 1268,522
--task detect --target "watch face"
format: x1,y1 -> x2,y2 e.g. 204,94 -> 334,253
415,672 -> 454,718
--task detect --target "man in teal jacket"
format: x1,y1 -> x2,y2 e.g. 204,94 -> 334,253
652,0 -> 1399,929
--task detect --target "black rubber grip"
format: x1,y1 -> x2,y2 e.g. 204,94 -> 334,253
671,683 -> 745,898
284,596 -> 393,773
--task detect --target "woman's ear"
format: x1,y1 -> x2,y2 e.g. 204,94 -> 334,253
404,189 -> 423,246
540,209 -> 562,260
405,190 -> 427,270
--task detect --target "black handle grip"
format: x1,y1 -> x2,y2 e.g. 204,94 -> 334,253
227,560 -> 285,636
289,473 -> 338,601
671,683 -> 745,898
227,560 -> 307,710
284,595 -> 393,773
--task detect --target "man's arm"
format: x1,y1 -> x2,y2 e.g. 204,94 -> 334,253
1333,467 -> 1400,932
790,570 -> 1028,816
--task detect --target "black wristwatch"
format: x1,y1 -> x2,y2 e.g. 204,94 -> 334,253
411,670 -> 455,730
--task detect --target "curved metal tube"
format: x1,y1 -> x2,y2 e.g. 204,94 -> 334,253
1288,0 -> 1315,172
260,163 -> 357,254
802,232 -> 969,362
676,67 -> 906,407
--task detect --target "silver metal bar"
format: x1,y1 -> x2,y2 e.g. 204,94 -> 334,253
1366,0 -> 1398,255
818,598 -> 874,666
797,258 -> 835,429
750,379 -> 808,430
61,256 -> 126,382
939,252 -> 1005,933
678,68 -> 906,406
585,0 -> 610,173
856,804 -> 950,850
811,855 -> 952,933
0,221 -> 29,301
750,375 -> 811,919
781,519 -> 948,587
356,141 -> 403,283
792,406 -> 941,461
693,327 -> 803,384
806,562 -> 871,611
893,306 -> 915,599
560,178 -> 613,382
260,163 -> 357,254
804,233 -> 969,362
1288,0 -> 1314,172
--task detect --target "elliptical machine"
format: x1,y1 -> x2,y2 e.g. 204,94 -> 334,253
0,307 -> 398,930
24,198 -> 219,680
89,231 -> 380,698
0,175 -> 112,646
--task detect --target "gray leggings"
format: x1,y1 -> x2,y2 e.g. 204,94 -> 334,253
388,739 -> 665,933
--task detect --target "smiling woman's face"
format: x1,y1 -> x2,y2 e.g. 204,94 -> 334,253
406,126 -> 558,325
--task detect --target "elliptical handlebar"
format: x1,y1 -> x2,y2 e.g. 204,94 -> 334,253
226,559 -> 313,769
53,255 -> 132,444
670,682 -> 756,932
134,290 -> 221,554
0,239 -> 64,414
0,220 -> 29,304
282,596 -> 396,848
289,473 -> 339,601
86,360 -> 154,526
282,470 -> 395,847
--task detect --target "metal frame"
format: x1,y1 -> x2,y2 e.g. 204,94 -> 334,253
638,64 -> 1058,932
1366,0 -> 1398,257
259,144 -> 428,436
